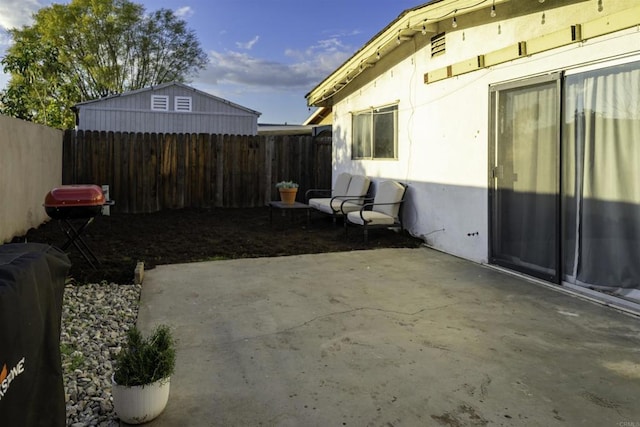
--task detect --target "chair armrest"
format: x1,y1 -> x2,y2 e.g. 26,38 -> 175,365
305,188 -> 332,201
338,197 -> 374,215
328,194 -> 348,205
364,200 -> 405,208
356,199 -> 405,223
330,193 -> 369,204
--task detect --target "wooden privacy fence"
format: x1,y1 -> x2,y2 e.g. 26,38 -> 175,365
62,130 -> 332,213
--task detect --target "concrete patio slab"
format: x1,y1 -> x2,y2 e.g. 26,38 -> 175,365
136,247 -> 640,426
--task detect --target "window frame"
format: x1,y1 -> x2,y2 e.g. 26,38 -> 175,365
351,103 -> 399,160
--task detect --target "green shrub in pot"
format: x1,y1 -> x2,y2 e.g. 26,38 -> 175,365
112,325 -> 176,424
114,325 -> 175,386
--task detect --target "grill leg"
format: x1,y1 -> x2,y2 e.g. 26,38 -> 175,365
58,218 -> 100,269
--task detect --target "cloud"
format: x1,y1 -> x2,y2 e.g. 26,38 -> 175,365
198,47 -> 350,92
236,36 -> 259,50
0,0 -> 42,30
315,37 -> 348,52
0,0 -> 43,91
324,29 -> 363,39
174,6 -> 193,19
284,38 -> 347,62
199,30 -> 356,93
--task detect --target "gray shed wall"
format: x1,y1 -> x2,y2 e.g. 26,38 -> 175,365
77,85 -> 259,135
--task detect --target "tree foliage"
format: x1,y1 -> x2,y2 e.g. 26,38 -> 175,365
0,0 -> 208,129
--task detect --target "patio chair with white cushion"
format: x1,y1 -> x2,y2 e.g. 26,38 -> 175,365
306,172 -> 352,206
344,180 -> 407,243
308,174 -> 371,223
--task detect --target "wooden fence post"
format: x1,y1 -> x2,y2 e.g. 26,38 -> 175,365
215,134 -> 224,207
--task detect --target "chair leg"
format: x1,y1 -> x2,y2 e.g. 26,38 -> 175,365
363,225 -> 368,244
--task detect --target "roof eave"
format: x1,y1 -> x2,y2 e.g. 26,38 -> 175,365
305,0 -> 512,107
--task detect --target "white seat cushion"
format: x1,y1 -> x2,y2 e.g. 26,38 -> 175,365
372,181 -> 405,218
310,199 -> 335,215
308,198 -> 326,210
336,201 -> 362,214
310,199 -> 361,215
309,175 -> 371,217
332,173 -> 352,197
347,211 -> 396,226
345,175 -> 370,199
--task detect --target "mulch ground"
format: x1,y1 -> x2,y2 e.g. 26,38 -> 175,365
13,207 -> 423,284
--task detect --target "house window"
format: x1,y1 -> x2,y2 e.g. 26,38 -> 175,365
431,32 -> 446,57
352,104 -> 398,160
151,95 -> 169,111
175,96 -> 192,112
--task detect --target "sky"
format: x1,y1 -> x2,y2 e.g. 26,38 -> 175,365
0,0 -> 423,124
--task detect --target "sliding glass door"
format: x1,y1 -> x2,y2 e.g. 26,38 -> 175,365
489,60 -> 640,297
489,75 -> 561,282
563,61 -> 640,294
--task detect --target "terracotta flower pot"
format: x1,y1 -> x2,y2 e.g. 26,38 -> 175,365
279,188 -> 298,205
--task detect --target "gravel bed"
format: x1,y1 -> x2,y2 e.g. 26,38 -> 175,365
61,282 -> 141,427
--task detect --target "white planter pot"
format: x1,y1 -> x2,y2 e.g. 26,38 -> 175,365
111,375 -> 171,424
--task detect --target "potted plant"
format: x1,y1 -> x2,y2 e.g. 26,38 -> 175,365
275,180 -> 299,205
111,325 -> 176,424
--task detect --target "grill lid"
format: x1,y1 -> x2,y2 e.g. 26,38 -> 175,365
44,185 -> 105,208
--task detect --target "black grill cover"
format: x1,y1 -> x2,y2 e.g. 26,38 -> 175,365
0,243 -> 71,427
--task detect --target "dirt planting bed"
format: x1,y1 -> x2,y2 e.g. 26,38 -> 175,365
14,207 -> 423,284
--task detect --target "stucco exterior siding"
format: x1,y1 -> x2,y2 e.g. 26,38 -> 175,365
0,115 -> 63,243
328,1 -> 640,263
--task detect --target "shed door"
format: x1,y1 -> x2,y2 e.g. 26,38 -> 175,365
489,74 -> 561,282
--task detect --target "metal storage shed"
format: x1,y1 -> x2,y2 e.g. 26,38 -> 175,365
72,82 -> 261,135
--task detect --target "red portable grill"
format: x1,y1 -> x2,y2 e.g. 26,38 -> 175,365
44,185 -> 114,268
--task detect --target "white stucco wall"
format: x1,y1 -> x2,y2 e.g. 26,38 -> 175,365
0,115 -> 63,243
331,0 -> 640,263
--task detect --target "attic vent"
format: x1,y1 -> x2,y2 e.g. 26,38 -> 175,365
175,96 -> 192,112
431,32 -> 446,57
151,95 -> 169,111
